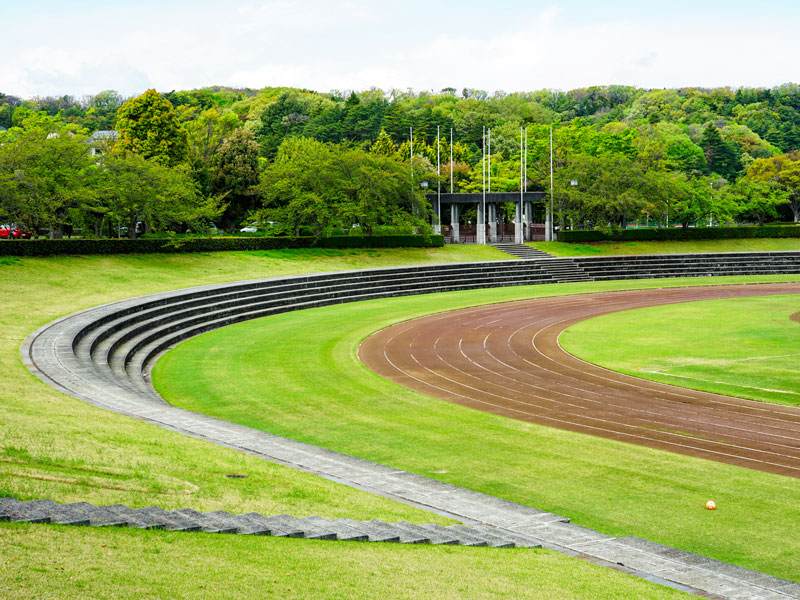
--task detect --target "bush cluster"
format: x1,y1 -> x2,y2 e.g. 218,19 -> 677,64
558,226 -> 800,243
0,235 -> 445,257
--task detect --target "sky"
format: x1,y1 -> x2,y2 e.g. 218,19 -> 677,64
3,0 -> 800,99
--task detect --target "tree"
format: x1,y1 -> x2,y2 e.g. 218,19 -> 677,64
115,89 -> 189,167
747,151 -> 800,222
723,179 -> 786,225
0,127 -> 99,238
181,107 -> 241,194
99,151 -> 223,238
700,124 -> 742,179
211,128 -> 261,227
255,137 -> 427,237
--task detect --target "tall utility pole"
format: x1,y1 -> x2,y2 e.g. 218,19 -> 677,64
450,128 -> 453,194
488,128 -> 491,193
524,128 -> 528,192
548,124 -> 554,242
436,125 -> 441,234
480,126 -> 486,245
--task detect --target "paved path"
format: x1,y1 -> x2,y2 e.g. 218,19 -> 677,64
21,273 -> 800,600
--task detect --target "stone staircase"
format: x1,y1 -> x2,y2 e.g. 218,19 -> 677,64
490,243 -> 552,259
0,498 -> 541,548
541,258 -> 592,282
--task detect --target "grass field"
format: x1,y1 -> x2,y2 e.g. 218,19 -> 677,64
0,246 -> 699,599
0,522 -> 693,600
153,276 -> 800,582
560,294 -> 800,407
532,237 -> 800,256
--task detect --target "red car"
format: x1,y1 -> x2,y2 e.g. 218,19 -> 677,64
0,223 -> 32,239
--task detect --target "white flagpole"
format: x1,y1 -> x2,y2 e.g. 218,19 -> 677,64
436,125 -> 441,234
488,128 -> 491,193
450,128 -> 453,193
549,125 -> 554,242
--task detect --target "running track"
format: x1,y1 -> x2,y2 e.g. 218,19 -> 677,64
360,283 -> 800,478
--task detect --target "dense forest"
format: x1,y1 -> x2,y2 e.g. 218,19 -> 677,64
1,83 -> 800,238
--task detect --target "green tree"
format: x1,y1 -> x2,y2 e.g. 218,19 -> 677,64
256,137 -> 426,237
99,151 -> 223,238
115,89 -> 189,167
211,128 -> 261,227
723,179 -> 786,225
700,124 -> 742,179
747,151 -> 800,222
0,127 -> 98,237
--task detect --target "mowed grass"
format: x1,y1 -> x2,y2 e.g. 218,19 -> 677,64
0,246 -> 694,599
561,294 -> 800,406
0,523 -> 693,600
0,246 -> 511,519
153,277 -> 800,582
532,237 -> 800,257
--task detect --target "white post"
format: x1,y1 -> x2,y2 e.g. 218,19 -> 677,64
524,127 -> 528,192
488,128 -> 491,193
435,125 -> 441,234
517,127 -> 524,244
479,126 -> 486,245
547,125 -> 554,242
450,127 -> 453,194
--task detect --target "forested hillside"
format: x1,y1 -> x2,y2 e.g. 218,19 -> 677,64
2,84 -> 800,237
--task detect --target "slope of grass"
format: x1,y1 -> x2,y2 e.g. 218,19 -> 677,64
0,523 -> 692,600
1,247 -> 511,519
0,246 -> 694,599
532,237 -> 800,256
154,276 -> 800,582
561,294 -> 800,406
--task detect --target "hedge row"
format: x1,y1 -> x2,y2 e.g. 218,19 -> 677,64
0,235 -> 445,257
558,226 -> 800,243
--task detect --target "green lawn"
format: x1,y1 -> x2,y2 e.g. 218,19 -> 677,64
0,522 -> 691,600
532,237 -> 800,256
561,294 -> 800,407
0,246 -> 694,600
153,276 -> 800,582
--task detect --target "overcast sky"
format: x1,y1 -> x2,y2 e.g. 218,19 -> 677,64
4,0 -> 799,99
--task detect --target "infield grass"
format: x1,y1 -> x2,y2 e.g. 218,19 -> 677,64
532,237 -> 800,256
561,294 -> 800,407
154,276 -> 800,582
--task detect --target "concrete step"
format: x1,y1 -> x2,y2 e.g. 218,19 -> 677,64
2,497 -> 549,550
0,498 -> 50,523
445,524 -> 516,548
491,243 -> 552,260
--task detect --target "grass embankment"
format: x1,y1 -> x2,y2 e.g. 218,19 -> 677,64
561,294 -> 800,407
153,276 -> 800,582
0,523 -> 692,600
0,246 -> 691,599
532,237 -> 800,256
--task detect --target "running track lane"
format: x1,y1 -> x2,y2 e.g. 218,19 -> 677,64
359,283 -> 800,478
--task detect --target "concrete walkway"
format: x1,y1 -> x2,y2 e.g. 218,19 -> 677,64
22,268 -> 800,600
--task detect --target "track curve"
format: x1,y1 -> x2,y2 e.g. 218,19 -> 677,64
359,283 -> 800,478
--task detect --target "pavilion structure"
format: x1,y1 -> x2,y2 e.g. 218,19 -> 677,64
416,126 -> 551,245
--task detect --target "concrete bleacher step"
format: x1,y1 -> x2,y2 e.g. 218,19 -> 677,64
490,243 -> 552,259
0,498 -> 541,549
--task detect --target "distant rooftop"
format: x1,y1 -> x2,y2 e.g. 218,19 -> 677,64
89,130 -> 118,142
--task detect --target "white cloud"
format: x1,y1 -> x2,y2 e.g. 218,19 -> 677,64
1,2 -> 798,98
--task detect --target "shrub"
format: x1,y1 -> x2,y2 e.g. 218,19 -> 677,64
0,235 -> 445,257
557,226 -> 800,243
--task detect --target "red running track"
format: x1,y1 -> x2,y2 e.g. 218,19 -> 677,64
359,283 -> 800,477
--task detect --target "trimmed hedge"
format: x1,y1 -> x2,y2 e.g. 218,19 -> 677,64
0,235 -> 445,257
558,226 -> 800,243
